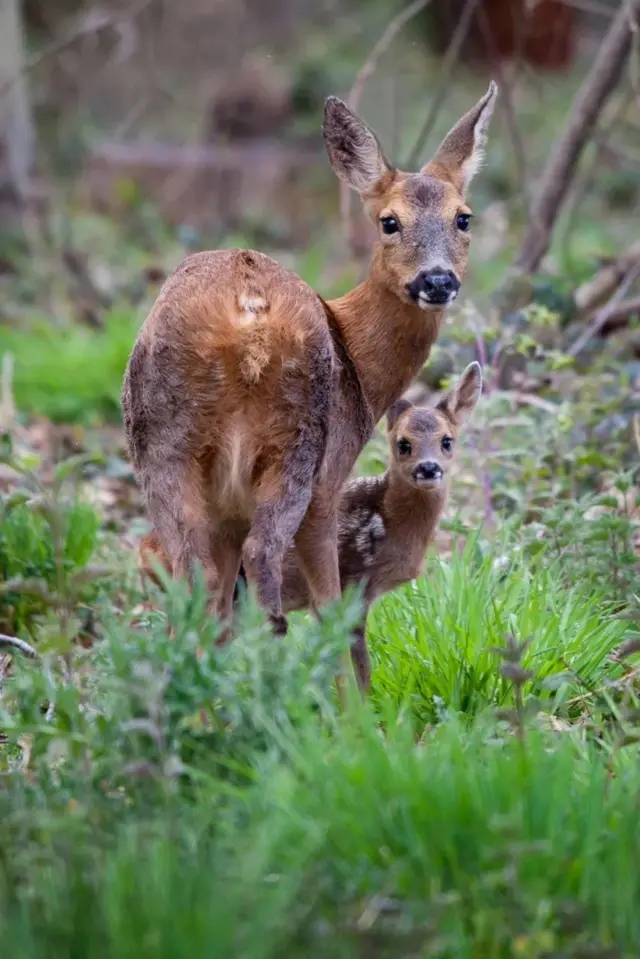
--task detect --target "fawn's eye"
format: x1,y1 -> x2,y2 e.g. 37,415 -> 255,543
456,213 -> 472,232
381,216 -> 400,235
397,438 -> 412,456
441,436 -> 454,453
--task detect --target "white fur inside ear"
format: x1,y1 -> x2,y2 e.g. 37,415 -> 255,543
460,82 -> 497,192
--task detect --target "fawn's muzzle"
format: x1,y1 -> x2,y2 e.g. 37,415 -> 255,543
407,268 -> 460,307
413,461 -> 443,484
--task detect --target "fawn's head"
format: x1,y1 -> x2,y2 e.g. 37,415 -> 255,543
386,362 -> 482,490
323,83 -> 497,308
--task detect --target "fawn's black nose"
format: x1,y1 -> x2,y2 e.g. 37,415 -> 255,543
407,268 -> 460,306
413,461 -> 443,483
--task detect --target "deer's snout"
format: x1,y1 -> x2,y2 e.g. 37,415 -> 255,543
407,268 -> 460,308
413,460 -> 443,484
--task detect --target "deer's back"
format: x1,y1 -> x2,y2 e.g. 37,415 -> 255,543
121,249 -> 336,521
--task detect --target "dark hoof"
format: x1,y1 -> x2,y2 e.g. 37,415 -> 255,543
270,614 -> 288,637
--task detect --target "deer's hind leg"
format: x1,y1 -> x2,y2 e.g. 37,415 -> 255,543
143,458 -> 220,605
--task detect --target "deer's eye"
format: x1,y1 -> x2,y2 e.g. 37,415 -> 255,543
397,438 -> 412,456
441,436 -> 454,452
381,216 -> 400,235
456,213 -> 472,232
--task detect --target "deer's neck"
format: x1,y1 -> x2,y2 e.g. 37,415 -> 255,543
326,276 -> 443,422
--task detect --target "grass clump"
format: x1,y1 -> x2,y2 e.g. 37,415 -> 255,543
0,309 -> 141,425
368,536 -> 629,727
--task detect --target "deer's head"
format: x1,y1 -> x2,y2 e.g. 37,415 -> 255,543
323,83 -> 497,309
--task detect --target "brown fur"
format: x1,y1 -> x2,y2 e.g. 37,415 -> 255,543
139,364 -> 482,689
122,84 -> 497,659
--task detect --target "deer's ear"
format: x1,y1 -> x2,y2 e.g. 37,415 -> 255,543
438,363 -> 482,425
386,398 -> 412,432
323,96 -> 392,193
422,82 -> 497,196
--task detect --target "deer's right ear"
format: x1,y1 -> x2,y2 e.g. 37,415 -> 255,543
323,97 -> 391,193
386,398 -> 412,432
438,362 -> 483,425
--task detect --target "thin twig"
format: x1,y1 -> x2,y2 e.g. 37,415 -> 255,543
517,0 -> 640,274
568,264 -> 640,357
406,0 -> 482,169
0,634 -> 38,659
0,0 -> 158,99
476,5 -> 528,203
340,0 -> 433,248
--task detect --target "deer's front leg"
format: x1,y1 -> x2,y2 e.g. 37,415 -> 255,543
294,501 -> 341,611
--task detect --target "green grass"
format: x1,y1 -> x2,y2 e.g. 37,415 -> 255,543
0,309 -> 141,424
368,539 -> 628,727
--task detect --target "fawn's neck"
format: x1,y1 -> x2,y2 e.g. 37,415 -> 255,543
327,275 -> 443,422
382,474 -> 447,543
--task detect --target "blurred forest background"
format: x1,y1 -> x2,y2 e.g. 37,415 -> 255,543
1,3 -> 640,955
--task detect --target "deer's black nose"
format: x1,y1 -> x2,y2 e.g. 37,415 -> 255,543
407,268 -> 460,306
422,269 -> 459,302
413,461 -> 443,483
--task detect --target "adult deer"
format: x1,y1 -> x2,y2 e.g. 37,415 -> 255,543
121,82 -> 497,670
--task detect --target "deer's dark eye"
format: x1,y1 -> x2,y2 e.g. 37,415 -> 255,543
441,436 -> 454,452
397,438 -> 412,456
456,213 -> 472,232
381,216 -> 400,235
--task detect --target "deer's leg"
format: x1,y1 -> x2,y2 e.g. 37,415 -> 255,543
242,465 -> 314,635
294,503 -> 341,612
144,460 -> 219,601
210,524 -> 248,645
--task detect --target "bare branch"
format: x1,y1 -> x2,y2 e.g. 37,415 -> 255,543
0,633 -> 38,659
568,264 -> 640,357
406,0 -> 482,169
517,0 -> 640,274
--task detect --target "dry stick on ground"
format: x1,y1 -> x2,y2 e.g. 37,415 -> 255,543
405,0 -> 482,169
599,295 -> 640,333
340,0 -> 433,249
573,241 -> 640,313
568,263 -> 640,357
0,634 -> 38,659
517,0 -> 640,274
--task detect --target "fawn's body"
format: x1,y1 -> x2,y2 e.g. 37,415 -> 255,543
140,364 -> 482,688
122,83 -> 497,683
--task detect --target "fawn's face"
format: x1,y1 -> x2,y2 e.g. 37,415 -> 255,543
323,83 -> 497,308
387,363 -> 483,490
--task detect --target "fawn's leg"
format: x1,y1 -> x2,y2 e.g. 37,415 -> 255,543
243,463 -> 314,635
349,615 -> 371,693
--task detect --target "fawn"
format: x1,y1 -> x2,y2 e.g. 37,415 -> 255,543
140,362 -> 482,689
121,82 -> 497,671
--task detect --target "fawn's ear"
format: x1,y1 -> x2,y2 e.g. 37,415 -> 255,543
386,398 -> 412,432
422,81 -> 497,196
323,96 -> 392,193
438,362 -> 483,425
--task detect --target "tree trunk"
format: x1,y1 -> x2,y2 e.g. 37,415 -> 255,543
0,0 -> 34,224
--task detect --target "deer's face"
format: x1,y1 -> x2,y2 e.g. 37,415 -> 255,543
323,83 -> 497,310
366,172 -> 471,307
386,362 -> 483,490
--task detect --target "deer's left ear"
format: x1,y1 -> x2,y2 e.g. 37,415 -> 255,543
423,81 -> 498,196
